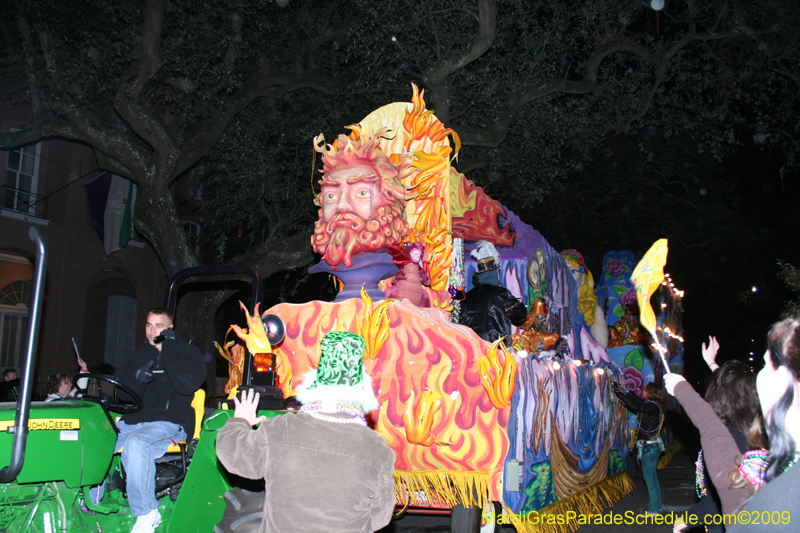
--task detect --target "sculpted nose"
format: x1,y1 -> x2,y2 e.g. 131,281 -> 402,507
336,195 -> 352,212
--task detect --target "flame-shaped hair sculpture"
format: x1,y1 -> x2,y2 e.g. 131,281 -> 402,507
349,84 -> 460,301
313,128 -> 413,208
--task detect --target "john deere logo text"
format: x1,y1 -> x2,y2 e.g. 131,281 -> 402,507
0,418 -> 81,432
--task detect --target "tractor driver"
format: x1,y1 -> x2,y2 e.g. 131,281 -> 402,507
115,307 -> 206,533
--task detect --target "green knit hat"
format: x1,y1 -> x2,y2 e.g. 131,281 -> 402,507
295,332 -> 378,412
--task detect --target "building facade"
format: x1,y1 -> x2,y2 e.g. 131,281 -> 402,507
1,102 -> 168,385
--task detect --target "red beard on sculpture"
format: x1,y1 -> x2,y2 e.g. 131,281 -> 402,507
312,206 -> 409,268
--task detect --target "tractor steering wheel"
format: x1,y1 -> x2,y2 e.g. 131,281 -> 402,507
74,373 -> 143,414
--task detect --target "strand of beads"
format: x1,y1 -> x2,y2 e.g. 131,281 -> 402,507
739,449 -> 769,488
299,401 -> 368,426
304,411 -> 367,426
782,451 -> 800,474
695,451 -> 708,497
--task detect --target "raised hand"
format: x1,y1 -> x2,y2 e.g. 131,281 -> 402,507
233,388 -> 267,427
702,336 -> 720,371
664,373 -> 687,396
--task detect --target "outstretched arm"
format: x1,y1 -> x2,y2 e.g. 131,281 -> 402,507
664,374 -> 754,515
612,385 -> 644,413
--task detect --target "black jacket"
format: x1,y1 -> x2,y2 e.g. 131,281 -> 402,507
119,339 -> 206,438
613,389 -> 662,438
459,282 -> 527,344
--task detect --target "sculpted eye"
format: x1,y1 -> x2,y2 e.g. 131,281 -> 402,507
326,193 -> 337,201
357,189 -> 370,198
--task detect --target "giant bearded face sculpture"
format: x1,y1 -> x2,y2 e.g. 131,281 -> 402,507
312,132 -> 410,268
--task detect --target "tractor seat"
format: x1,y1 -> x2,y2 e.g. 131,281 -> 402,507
115,389 -> 206,454
165,389 -> 205,453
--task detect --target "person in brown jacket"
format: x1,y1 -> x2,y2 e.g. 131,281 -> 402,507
216,331 -> 396,533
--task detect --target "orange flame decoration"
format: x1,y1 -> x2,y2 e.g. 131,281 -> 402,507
266,298 -> 510,501
349,84 -> 457,296
478,339 -> 518,409
356,286 -> 393,361
230,302 -> 272,355
403,390 -> 444,446
214,329 -> 245,394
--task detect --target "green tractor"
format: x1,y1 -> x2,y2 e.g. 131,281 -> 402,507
0,228 -> 283,532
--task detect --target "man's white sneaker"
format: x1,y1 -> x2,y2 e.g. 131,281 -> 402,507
131,509 -> 162,533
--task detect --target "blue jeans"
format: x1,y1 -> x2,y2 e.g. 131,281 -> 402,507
116,420 -> 186,516
640,442 -> 663,513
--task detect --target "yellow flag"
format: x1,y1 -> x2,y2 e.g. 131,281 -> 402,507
631,239 -> 669,336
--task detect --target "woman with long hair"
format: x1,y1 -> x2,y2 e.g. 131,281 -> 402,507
680,344 -> 765,532
666,313 -> 800,531
612,381 -> 668,515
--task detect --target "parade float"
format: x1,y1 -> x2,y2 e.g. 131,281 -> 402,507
229,85 -> 685,532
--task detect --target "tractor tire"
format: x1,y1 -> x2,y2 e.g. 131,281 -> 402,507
450,502 -> 501,533
213,487 -> 264,533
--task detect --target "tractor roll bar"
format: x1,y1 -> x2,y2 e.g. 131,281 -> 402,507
163,265 -> 263,317
163,265 -> 263,388
0,227 -> 47,482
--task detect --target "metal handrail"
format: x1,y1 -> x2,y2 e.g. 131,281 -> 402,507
0,227 -> 47,482
1,186 -> 48,219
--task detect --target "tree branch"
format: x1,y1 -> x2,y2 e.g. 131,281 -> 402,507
174,70 -> 343,179
112,91 -> 178,181
15,10 -> 44,121
423,0 -> 497,123
454,27 -> 743,147
0,120 -> 83,148
425,0 -> 497,85
456,78 -> 608,147
126,0 -> 165,99
229,226 -> 316,281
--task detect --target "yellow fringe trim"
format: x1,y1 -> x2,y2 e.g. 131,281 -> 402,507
657,438 -> 683,470
393,469 -> 489,509
504,471 -> 635,533
393,469 -> 635,533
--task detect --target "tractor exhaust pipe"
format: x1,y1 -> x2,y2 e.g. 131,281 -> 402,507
0,227 -> 47,482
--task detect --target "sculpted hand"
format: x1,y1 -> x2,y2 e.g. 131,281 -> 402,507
702,336 -> 720,370
664,373 -> 686,396
234,388 -> 267,427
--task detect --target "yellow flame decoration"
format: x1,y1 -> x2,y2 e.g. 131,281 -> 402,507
214,327 -> 245,394
478,339 -> 518,409
403,390 -> 444,447
230,302 -> 272,356
348,84 -> 458,295
274,346 -> 295,396
356,285 -> 394,361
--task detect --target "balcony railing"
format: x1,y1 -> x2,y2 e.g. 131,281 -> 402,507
2,185 -> 48,219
